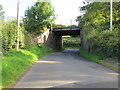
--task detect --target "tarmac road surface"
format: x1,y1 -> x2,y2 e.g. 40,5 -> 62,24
14,50 -> 118,88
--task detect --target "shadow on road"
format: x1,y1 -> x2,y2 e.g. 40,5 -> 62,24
14,50 -> 118,88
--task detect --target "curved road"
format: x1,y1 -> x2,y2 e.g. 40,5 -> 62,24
14,50 -> 118,88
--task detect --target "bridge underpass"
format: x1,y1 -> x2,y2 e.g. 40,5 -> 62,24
31,26 -> 86,51
15,26 -> 118,89
51,27 -> 81,50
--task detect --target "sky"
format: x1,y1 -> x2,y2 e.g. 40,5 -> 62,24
0,0 -> 84,25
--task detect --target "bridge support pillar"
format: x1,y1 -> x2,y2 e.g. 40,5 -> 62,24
80,29 -> 89,51
50,32 -> 62,50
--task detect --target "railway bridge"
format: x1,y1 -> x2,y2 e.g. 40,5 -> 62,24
32,26 -> 88,50
51,27 -> 81,50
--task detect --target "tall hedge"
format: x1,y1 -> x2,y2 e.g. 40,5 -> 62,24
77,1 -> 119,58
1,21 -> 25,52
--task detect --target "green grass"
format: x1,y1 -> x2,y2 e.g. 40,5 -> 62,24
80,48 -> 105,62
98,61 -> 119,72
80,49 -> 119,72
2,44 -> 54,88
63,36 -> 80,50
0,55 -> 2,90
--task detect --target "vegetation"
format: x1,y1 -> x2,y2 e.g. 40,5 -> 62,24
1,0 -> 119,89
1,21 -> 25,52
1,1 -> 56,88
80,49 -> 119,72
0,4 -> 4,90
77,1 -> 119,59
63,36 -> 80,50
2,44 -> 54,88
0,4 -> 4,20
80,48 -> 105,62
0,1 -> 56,52
77,1 -> 119,72
23,0 -> 55,35
52,24 -> 66,27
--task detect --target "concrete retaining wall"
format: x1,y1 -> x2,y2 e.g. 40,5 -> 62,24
31,27 -> 88,51
80,29 -> 90,52
31,29 -> 51,46
31,29 -> 62,50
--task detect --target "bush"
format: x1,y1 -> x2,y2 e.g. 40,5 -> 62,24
1,21 -> 25,52
86,30 -> 118,57
77,2 -> 119,58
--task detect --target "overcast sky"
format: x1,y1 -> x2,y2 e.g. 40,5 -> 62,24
0,0 -> 84,25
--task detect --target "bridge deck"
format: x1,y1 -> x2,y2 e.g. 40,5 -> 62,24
53,27 -> 81,31
52,27 -> 81,35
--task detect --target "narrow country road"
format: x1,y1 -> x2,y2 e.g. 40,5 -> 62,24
14,50 -> 118,88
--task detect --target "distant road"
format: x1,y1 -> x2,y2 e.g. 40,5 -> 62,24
14,50 -> 118,88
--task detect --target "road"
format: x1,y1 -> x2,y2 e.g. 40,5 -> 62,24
14,50 -> 118,88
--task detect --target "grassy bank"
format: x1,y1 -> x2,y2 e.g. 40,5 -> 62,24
80,49 -> 119,72
2,44 -> 54,88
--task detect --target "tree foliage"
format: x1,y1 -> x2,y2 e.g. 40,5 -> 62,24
1,21 -> 25,52
52,24 -> 66,27
77,1 -> 120,58
0,4 -> 4,20
23,1 -> 55,35
0,4 -> 4,24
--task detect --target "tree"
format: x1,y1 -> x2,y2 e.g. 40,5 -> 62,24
1,21 -> 25,52
0,4 -> 4,52
0,4 -> 4,20
77,1 -> 120,58
23,0 -> 55,35
52,24 -> 66,27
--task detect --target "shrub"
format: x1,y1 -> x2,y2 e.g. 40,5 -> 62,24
1,21 -> 25,52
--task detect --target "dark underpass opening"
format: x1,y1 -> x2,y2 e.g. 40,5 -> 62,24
62,35 -> 80,50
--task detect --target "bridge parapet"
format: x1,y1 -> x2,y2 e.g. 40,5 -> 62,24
53,27 -> 81,31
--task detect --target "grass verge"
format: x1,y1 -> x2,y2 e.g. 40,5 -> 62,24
80,48 -> 119,73
2,44 -> 54,88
